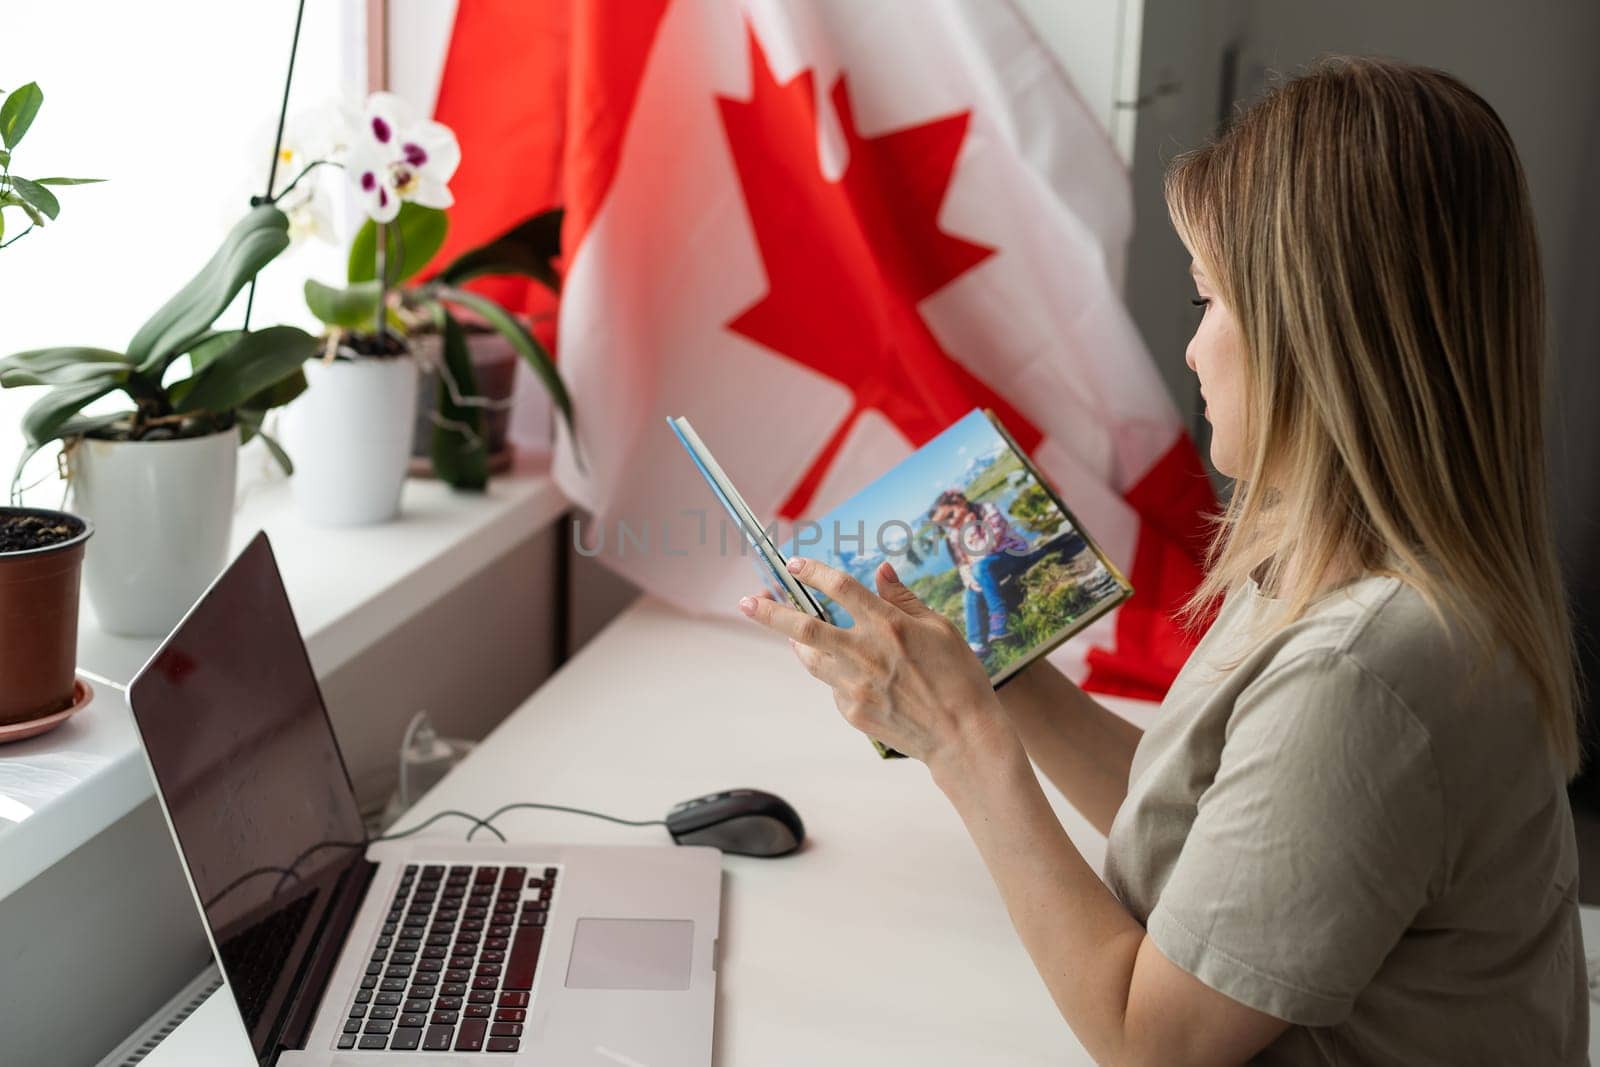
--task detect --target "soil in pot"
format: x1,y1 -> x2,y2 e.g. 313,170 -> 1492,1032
338,330 -> 411,359
0,512 -> 84,553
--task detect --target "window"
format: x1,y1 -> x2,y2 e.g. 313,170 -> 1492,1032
3,1 -> 359,503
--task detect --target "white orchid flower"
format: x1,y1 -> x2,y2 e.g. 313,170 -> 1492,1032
345,91 -> 460,223
243,106 -> 342,246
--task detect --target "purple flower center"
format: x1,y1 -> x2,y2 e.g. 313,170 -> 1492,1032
360,171 -> 377,192
402,142 -> 428,167
371,116 -> 392,143
378,188 -> 389,208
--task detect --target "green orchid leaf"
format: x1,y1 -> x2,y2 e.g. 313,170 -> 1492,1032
22,377 -> 122,446
235,408 -> 294,475
2,191 -> 44,227
428,306 -> 488,491
9,177 -> 59,220
0,347 -> 130,384
256,426 -> 294,476
184,330 -> 245,374
433,285 -> 578,466
9,407 -> 132,503
56,410 -> 131,440
437,207 -> 563,293
348,202 -> 449,286
34,177 -> 105,186
0,361 -> 127,389
173,325 -> 316,416
0,149 -> 10,167
304,278 -> 383,330
239,366 -> 307,413
0,82 -> 42,150
126,205 -> 292,374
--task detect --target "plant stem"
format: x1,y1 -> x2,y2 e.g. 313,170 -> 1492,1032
264,159 -> 341,206
243,0 -> 308,332
0,224 -> 34,249
375,221 -> 389,344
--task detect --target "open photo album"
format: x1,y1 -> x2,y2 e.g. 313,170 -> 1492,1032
668,409 -> 1133,757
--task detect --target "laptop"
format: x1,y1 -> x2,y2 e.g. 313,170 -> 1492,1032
128,533 -> 721,1065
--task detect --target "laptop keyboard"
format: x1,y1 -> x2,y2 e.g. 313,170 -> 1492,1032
338,863 -> 559,1053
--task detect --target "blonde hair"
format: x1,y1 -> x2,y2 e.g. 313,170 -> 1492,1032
1166,57 -> 1584,777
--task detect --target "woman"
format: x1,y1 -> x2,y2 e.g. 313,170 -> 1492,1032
738,57 -> 1587,1064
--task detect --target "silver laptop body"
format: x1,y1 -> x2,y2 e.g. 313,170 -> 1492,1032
128,533 -> 720,1067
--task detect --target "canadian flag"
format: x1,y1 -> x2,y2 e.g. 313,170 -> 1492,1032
426,0 -> 1217,701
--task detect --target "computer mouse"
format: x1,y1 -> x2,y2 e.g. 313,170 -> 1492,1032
665,789 -> 805,858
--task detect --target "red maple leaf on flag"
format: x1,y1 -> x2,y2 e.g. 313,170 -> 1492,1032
716,28 -> 1043,519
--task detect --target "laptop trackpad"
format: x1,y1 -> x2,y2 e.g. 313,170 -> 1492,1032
564,918 -> 694,990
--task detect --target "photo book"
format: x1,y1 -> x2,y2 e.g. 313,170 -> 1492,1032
668,409 -> 1133,758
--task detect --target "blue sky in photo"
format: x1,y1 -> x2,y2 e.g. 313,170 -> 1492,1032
783,409 -> 1011,584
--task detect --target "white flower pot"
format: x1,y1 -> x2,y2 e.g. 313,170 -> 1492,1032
285,353 -> 420,527
69,427 -> 239,638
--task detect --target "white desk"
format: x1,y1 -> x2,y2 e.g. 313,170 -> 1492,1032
145,595 -> 1151,1064
132,593 -> 1600,1065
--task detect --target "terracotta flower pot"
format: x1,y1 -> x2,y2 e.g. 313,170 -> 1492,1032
0,507 -> 91,725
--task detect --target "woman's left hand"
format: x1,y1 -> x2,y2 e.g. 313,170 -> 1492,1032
738,556 -> 1019,775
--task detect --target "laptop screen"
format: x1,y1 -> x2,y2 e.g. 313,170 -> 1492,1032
128,533 -> 368,1061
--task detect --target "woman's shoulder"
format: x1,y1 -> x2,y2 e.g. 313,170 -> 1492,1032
1237,573 -> 1550,783
1336,576 -> 1533,726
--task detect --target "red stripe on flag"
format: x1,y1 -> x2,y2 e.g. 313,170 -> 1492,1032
429,0 -> 672,313
562,0 -> 673,254
430,0 -> 569,308
1082,433 -> 1219,701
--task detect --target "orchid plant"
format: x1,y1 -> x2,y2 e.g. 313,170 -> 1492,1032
0,206 -> 317,499
294,92 -> 574,490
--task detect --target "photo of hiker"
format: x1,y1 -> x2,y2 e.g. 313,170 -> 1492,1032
927,489 -> 1029,653
783,410 -> 1129,678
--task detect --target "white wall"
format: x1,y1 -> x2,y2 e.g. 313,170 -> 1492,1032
0,0 -> 362,503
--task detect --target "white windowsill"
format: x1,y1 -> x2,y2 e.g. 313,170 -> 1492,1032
0,455 -> 569,902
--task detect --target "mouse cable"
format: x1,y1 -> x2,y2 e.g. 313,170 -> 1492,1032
377,803 -> 666,846
376,809 -> 508,844
464,802 -> 667,842
210,810 -> 505,909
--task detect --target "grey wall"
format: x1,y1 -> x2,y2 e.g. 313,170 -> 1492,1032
1123,0 -> 1254,490
1122,1 -> 1600,741
1231,0 -> 1600,583
322,525 -> 563,815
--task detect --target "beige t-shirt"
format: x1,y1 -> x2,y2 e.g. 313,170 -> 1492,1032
1103,571 -> 1587,1064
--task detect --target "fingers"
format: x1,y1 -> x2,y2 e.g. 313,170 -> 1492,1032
873,560 -> 932,617
783,556 -> 888,621
738,591 -> 846,653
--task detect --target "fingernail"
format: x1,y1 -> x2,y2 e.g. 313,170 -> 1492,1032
738,596 -> 756,616
786,557 -> 804,573
884,564 -> 902,584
